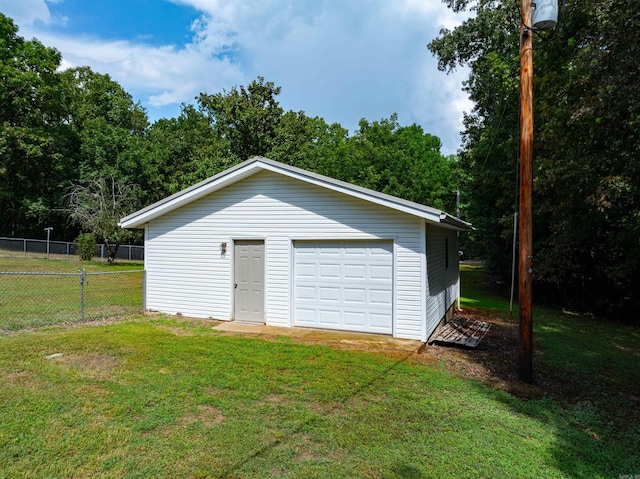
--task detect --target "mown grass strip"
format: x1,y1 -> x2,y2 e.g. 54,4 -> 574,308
0,261 -> 638,477
0,316 -> 638,478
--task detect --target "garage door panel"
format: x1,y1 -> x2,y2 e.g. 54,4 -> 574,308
319,264 -> 340,278
296,285 -> 315,300
369,246 -> 391,256
296,263 -> 316,278
294,240 -> 393,334
319,286 -> 340,302
370,265 -> 393,280
370,289 -> 392,304
318,309 -> 340,324
295,308 -> 316,322
370,313 -> 391,329
319,245 -> 341,255
344,288 -> 365,304
344,264 -> 366,279
344,311 -> 366,327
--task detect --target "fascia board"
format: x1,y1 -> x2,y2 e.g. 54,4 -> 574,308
119,156 -> 473,231
257,162 -> 444,224
119,162 -> 262,228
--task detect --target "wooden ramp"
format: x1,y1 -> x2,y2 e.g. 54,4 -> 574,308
429,316 -> 491,348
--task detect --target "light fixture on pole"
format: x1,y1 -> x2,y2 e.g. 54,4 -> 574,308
533,0 -> 558,30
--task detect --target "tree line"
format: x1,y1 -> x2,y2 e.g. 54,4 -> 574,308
429,0 -> 639,319
0,13 -> 460,263
4,3 -> 637,318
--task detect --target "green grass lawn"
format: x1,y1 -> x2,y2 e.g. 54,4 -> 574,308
0,256 -> 144,273
459,263 -> 515,313
461,263 -> 640,417
0,263 -> 638,478
0,257 -> 144,331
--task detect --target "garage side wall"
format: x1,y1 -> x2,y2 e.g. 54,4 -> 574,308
144,170 -> 425,340
425,224 -> 460,338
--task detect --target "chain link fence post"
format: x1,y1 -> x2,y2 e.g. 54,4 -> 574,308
79,268 -> 86,321
1,268 -> 143,331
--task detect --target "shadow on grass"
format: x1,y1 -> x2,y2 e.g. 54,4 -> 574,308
221,304 -> 640,478
461,376 -> 640,478
219,349 -> 421,478
439,307 -> 640,477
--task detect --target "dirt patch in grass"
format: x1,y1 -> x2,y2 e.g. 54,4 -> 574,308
2,369 -> 40,387
0,316 -> 130,336
417,308 -> 640,427
155,325 -> 197,337
292,434 -> 323,463
53,352 -> 122,379
259,394 -> 285,406
76,383 -> 110,397
183,405 -> 225,427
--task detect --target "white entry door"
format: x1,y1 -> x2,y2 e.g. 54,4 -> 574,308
294,240 -> 393,334
234,240 -> 264,323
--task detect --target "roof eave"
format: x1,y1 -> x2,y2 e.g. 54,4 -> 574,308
438,212 -> 475,231
255,159 -> 443,224
119,156 -> 474,231
119,158 -> 264,228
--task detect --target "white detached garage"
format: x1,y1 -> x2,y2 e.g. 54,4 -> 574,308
119,157 -> 472,342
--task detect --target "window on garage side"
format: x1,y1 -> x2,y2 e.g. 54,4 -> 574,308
445,238 -> 449,269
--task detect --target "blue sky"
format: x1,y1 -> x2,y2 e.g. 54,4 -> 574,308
1,0 -> 472,154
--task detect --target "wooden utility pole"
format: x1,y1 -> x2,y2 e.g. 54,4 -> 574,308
519,0 -> 534,383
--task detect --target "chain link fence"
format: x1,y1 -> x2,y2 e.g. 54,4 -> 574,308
0,269 -> 144,332
0,236 -> 144,261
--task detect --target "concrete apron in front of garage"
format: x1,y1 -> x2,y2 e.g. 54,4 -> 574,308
211,321 -> 423,355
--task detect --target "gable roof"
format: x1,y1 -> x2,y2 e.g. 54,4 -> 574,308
119,156 -> 473,231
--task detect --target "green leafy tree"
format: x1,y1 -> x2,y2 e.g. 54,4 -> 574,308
75,232 -> 97,261
197,76 -> 284,161
61,67 -> 149,184
146,78 -> 348,198
319,115 -> 460,212
0,13 -> 74,237
266,110 -> 343,171
430,0 -> 640,316
532,0 -> 640,314
429,0 -> 521,270
0,15 -> 150,240
145,105 -> 233,201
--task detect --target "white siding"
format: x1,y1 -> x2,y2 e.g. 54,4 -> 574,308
145,170 -> 426,339
424,224 -> 460,338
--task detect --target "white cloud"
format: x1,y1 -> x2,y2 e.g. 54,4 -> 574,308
0,0 -> 66,27
182,0 -> 472,152
4,0 -> 473,153
400,0 -> 464,30
18,23 -> 246,109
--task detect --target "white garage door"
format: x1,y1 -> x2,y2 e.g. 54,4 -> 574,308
294,240 -> 394,334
